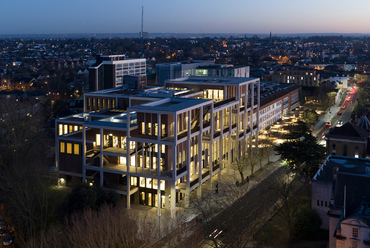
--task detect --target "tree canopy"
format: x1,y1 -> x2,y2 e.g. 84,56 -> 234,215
274,121 -> 326,178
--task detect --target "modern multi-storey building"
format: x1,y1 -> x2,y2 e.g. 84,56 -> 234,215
155,60 -> 215,85
88,54 -> 146,91
195,64 -> 250,78
56,76 -> 299,217
259,82 -> 300,130
155,60 -> 250,85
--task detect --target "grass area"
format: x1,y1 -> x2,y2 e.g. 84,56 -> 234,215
254,182 -> 328,248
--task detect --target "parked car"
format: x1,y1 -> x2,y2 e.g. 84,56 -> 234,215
341,105 -> 346,109
326,121 -> 331,127
337,111 -> 342,115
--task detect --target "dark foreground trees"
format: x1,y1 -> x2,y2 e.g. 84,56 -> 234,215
57,183 -> 121,220
0,98 -> 61,244
28,203 -> 141,248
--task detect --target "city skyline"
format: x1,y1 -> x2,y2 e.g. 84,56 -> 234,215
1,0 -> 370,35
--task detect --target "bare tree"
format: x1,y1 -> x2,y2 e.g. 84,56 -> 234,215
264,170 -> 304,242
28,202 -> 151,248
232,155 -> 248,183
245,148 -> 259,176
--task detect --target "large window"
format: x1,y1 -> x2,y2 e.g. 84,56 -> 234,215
66,143 -> 72,154
60,142 -> 65,153
74,144 -> 80,155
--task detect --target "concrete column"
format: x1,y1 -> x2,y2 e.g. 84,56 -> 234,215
170,181 -> 176,219
185,111 -> 191,207
165,181 -> 170,210
250,82 -> 254,151
100,128 -> 103,186
127,175 -> 131,209
82,125 -> 86,182
197,162 -> 201,197
220,110 -> 224,171
157,181 -> 162,215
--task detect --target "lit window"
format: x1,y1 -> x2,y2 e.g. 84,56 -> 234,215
74,144 -> 79,155
69,125 -> 73,133
74,126 -> 78,131
140,177 -> 145,187
131,177 -> 137,186
67,143 -> 72,154
141,122 -> 145,134
160,180 -> 165,190
355,146 -> 359,158
64,125 -> 68,134
153,179 -> 158,189
60,142 -> 65,153
59,124 -> 63,135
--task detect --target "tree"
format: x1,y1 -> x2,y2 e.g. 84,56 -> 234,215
265,170 -> 306,243
274,121 -> 326,179
28,203 -> 145,248
293,207 -> 322,240
0,98 -> 61,243
232,155 -> 248,183
246,148 -> 259,176
57,183 -> 121,220
303,109 -> 318,126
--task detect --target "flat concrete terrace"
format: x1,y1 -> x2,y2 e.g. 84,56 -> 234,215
129,97 -> 212,114
85,112 -> 137,129
90,109 -> 126,117
58,113 -> 90,123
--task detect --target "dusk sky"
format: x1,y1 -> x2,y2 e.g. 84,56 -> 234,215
1,0 -> 370,35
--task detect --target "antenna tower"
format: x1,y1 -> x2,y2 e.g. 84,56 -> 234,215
141,6 -> 144,58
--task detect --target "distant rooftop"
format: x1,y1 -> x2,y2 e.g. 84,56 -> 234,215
166,76 -> 258,85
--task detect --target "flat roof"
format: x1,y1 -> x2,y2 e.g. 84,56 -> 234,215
166,76 -> 258,85
129,97 -> 212,113
58,113 -> 90,123
85,112 -> 137,129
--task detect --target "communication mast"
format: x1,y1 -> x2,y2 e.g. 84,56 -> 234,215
141,6 -> 144,58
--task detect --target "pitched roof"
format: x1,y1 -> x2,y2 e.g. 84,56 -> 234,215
326,122 -> 369,139
359,115 -> 370,132
333,173 -> 370,209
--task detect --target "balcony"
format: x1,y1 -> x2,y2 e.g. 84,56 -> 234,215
176,166 -> 187,176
